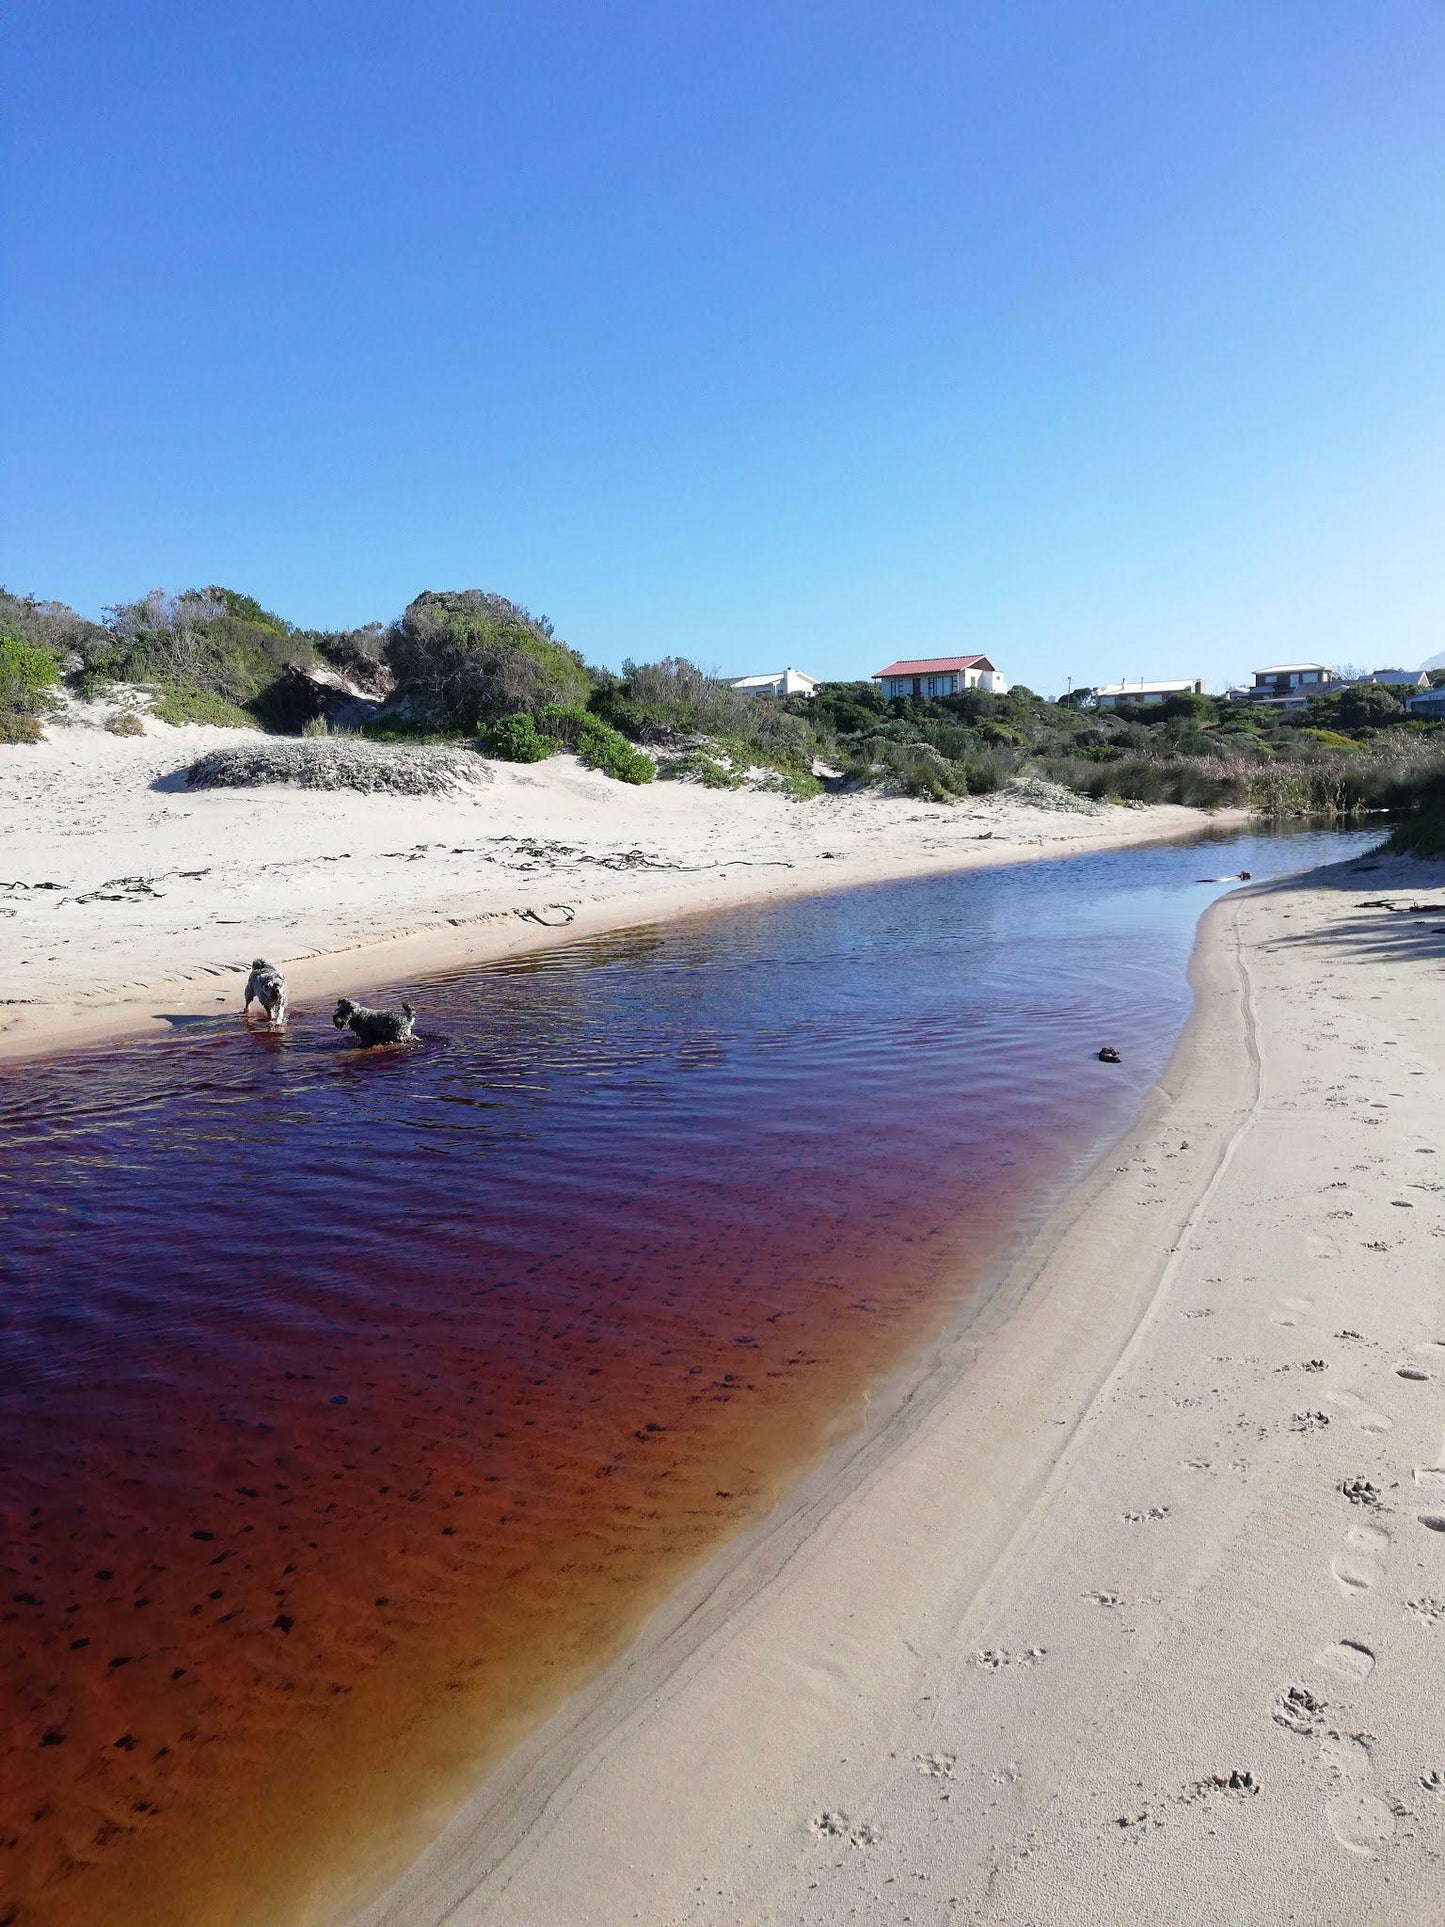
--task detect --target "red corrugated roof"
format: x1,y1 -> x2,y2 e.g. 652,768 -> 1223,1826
872,655 -> 992,679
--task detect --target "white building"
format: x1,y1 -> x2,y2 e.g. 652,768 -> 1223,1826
729,668 -> 819,699
872,654 -> 1007,700
1091,678 -> 1204,709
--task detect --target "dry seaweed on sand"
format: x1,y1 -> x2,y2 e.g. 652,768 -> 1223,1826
182,739 -> 490,796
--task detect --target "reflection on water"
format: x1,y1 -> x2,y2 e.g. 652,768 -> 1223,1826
0,826 -> 1374,1925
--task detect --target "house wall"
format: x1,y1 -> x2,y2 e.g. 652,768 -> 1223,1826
880,666 -> 1004,699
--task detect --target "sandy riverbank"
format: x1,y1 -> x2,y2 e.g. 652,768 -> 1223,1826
0,718 -> 1218,1063
356,845 -> 1445,1927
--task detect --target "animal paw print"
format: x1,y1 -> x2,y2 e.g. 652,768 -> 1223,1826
914,1752 -> 956,1779
1341,1479 -> 1381,1507
1272,1685 -> 1327,1736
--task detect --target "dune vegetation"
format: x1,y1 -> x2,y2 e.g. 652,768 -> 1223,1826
4,580 -> 1445,834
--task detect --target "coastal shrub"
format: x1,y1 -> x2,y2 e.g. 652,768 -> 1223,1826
0,711 -> 43,744
94,587 -> 316,713
760,765 -> 824,799
482,712 -> 554,762
150,686 -> 259,729
0,587 -> 110,668
185,739 -> 487,795
533,704 -> 655,782
0,634 -> 62,713
387,591 -> 592,730
845,737 -> 971,801
105,710 -> 146,736
668,747 -> 744,789
591,657 -> 816,774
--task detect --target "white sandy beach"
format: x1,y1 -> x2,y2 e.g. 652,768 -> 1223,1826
0,717 -> 1210,1063
351,846 -> 1445,1927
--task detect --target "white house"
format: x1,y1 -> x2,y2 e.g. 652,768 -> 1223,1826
1091,678 -> 1204,709
1225,664 -> 1336,708
729,668 -> 819,699
872,654 -> 1007,700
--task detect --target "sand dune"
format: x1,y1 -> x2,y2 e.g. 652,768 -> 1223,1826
356,847 -> 1445,1927
0,716 -> 1209,1062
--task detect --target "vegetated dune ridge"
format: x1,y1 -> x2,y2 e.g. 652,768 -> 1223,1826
359,850 -> 1445,1927
0,717 -> 1219,1063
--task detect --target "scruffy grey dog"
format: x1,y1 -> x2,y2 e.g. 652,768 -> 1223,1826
242,958 -> 289,1029
332,996 -> 417,1046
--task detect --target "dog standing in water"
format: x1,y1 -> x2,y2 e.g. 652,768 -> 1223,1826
242,959 -> 289,1029
332,996 -> 417,1046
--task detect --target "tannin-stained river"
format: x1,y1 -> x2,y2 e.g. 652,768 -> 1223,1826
0,825 -> 1375,1926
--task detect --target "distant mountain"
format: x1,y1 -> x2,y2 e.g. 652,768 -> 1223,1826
1423,652 -> 1445,672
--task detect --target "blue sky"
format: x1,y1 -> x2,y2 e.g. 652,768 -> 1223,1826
4,1 -> 1443,693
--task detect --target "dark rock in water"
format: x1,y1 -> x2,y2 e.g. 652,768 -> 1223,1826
1097,1046 -> 1121,1064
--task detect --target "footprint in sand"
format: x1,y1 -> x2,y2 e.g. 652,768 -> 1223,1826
1308,1234 -> 1340,1263
1331,1519 -> 1388,1597
1272,1296 -> 1314,1328
1396,1365 -> 1431,1381
1327,1789 -> 1399,1856
1332,1557 -> 1378,1596
1413,1468 -> 1445,1491
1320,1732 -> 1398,1858
1417,1513 -> 1445,1534
1326,1391 -> 1394,1435
1316,1641 -> 1376,1683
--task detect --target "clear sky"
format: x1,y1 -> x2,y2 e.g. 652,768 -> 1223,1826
4,1 -> 1443,694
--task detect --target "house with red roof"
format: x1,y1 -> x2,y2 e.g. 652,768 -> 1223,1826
871,654 -> 1008,701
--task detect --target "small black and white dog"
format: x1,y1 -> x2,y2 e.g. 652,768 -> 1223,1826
242,958 -> 289,1029
332,996 -> 417,1046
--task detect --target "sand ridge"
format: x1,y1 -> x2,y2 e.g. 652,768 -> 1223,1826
355,849 -> 1445,1927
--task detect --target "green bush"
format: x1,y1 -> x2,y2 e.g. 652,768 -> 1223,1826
0,633 -> 62,713
482,712 -> 554,762
388,591 -> 592,730
150,685 -> 258,728
761,765 -> 823,799
531,704 -> 654,782
0,711 -> 43,744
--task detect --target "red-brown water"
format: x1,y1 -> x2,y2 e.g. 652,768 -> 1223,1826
0,828 -> 1371,1926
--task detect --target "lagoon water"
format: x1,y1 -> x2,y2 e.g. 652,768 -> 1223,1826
0,826 -> 1375,1925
